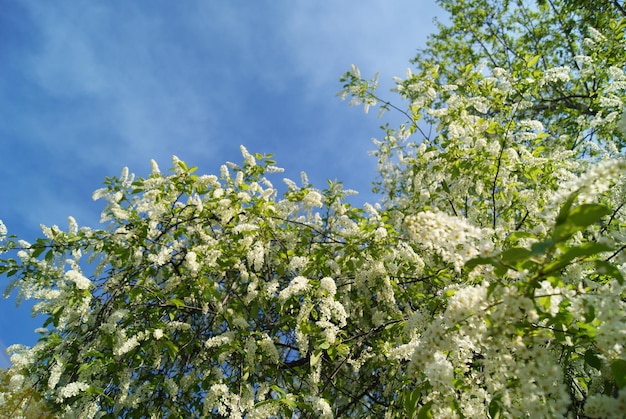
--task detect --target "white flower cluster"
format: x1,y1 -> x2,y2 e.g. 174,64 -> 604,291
405,210 -> 490,271
114,334 -> 140,357
319,277 -> 337,296
316,280 -> 347,345
278,276 -> 309,301
184,251 -> 200,274
584,392 -> 626,418
205,333 -> 233,349
65,269 -> 91,290
400,281 -> 573,417
258,333 -> 279,363
302,190 -> 323,209
203,383 -> 244,418
48,360 -> 64,389
304,396 -> 333,419
539,66 -> 571,86
0,219 -> 7,241
57,381 -> 89,401
552,158 -> 626,205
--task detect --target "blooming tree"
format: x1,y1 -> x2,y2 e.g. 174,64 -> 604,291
0,367 -> 52,418
2,0 -> 626,417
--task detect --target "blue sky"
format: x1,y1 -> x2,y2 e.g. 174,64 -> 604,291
0,1 -> 442,368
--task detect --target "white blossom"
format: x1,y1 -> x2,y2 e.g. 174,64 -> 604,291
303,190 -> 323,208
65,269 -> 91,290
115,335 -> 140,357
57,381 -> 89,400
48,361 -> 64,389
320,277 -> 337,296
278,276 -> 310,301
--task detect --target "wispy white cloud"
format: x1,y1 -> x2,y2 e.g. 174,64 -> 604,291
284,1 -> 438,90
16,1 -> 440,186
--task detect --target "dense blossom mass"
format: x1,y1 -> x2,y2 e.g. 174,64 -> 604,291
2,0 -> 626,417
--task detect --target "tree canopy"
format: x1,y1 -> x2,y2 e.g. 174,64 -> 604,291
1,0 -> 626,417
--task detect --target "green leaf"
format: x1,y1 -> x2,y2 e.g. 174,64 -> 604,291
162,341 -> 179,361
526,54 -> 541,68
279,396 -> 297,409
544,243 -> 613,273
444,289 -> 456,298
563,242 -> 612,260
417,400 -> 434,419
555,192 -> 580,227
31,245 -> 46,258
177,160 -> 189,171
594,260 -> 625,285
500,247 -> 531,264
488,393 -> 502,419
569,204 -> 611,224
553,204 -> 611,242
441,180 -> 451,194
610,359 -> 626,389
505,231 -> 535,242
270,385 -> 285,395
464,256 -> 498,271
336,344 -> 350,357
169,298 -> 186,308
50,305 -> 64,327
530,240 -> 556,256
584,349 -> 602,370
78,361 -> 93,374
404,389 -> 421,418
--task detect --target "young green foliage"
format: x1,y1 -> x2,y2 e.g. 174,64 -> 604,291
2,0 -> 626,417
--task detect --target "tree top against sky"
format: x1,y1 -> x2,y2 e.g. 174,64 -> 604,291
2,0 -> 626,417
